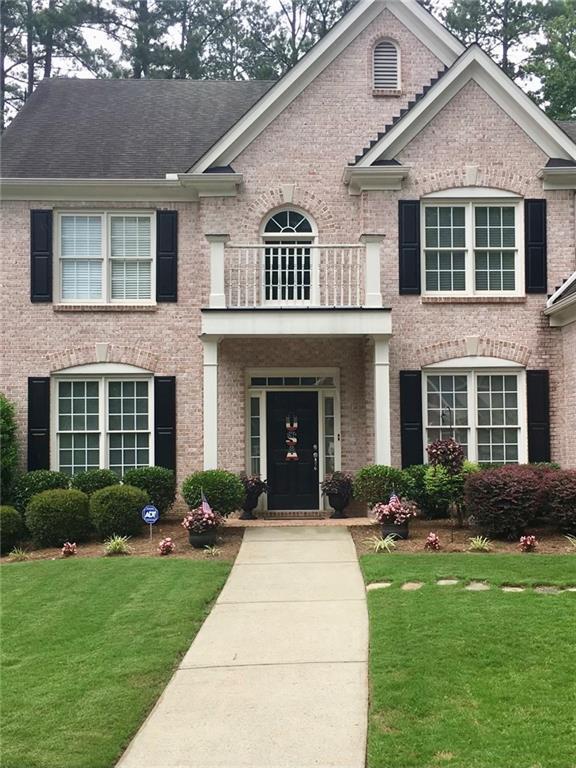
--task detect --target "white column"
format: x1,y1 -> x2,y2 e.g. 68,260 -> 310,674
373,335 -> 391,465
361,234 -> 385,308
202,336 -> 220,469
206,234 -> 229,308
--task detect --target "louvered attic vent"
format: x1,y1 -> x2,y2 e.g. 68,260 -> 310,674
373,40 -> 400,93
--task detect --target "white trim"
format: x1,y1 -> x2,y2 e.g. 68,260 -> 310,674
202,337 -> 220,469
538,166 -> 576,190
373,336 -> 391,464
343,165 -> 410,194
54,363 -> 152,375
424,186 -> 521,199
424,356 -> 523,370
372,38 -> 401,91
189,0 -> 463,173
356,46 -> 576,166
546,270 -> 576,308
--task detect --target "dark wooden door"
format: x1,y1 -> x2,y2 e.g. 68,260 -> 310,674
266,391 -> 319,510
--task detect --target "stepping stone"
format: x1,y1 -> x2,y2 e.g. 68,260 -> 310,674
534,586 -> 561,595
566,587 -> 576,592
367,582 -> 392,591
402,581 -> 424,591
502,586 -> 525,593
465,581 -> 490,591
437,579 -> 459,586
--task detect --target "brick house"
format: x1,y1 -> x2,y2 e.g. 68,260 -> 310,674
1,0 -> 575,513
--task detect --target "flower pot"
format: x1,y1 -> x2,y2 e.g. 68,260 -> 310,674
328,493 -> 349,520
240,491 -> 261,520
188,531 -> 217,549
381,522 -> 409,540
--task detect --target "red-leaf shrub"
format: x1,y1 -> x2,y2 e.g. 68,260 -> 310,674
464,466 -> 545,540
519,535 -> 538,552
424,532 -> 441,551
427,438 -> 465,474
546,469 -> 576,534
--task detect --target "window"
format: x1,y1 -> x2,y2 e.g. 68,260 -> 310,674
262,210 -> 315,304
423,368 -> 526,464
422,202 -> 522,295
249,396 -> 261,476
58,212 -> 154,303
55,376 -> 152,475
323,396 -> 336,475
373,40 -> 400,91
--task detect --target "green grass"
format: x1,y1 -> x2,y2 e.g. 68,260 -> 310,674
1,557 -> 231,768
361,554 -> 576,768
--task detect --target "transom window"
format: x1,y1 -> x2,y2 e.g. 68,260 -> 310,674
58,212 -> 154,303
55,376 -> 152,475
424,369 -> 526,465
262,210 -> 314,304
423,202 -> 522,295
373,40 -> 400,91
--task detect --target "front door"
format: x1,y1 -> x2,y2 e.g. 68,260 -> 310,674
266,391 -> 319,510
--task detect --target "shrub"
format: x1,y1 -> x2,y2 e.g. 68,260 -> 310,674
402,464 -> 428,510
90,485 -> 149,539
103,535 -> 133,556
8,547 -> 29,562
423,465 -> 453,518
364,534 -> 398,553
519,535 -> 538,552
424,532 -> 441,551
61,541 -> 77,558
71,469 -> 119,496
0,505 -> 24,554
468,536 -> 492,552
354,465 -> 409,507
158,537 -> 175,556
181,470 -> 245,517
0,394 -> 18,503
13,470 -> 69,515
546,469 -> 576,534
464,466 -> 544,540
25,489 -> 91,547
427,437 -> 465,474
123,467 -> 176,516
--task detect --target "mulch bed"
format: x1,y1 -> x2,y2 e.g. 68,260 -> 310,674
1,518 -> 244,564
351,518 -> 574,556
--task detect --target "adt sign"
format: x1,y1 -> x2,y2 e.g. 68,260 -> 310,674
141,505 -> 160,525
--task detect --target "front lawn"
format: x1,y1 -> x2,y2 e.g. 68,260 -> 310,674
1,558 -> 231,768
361,554 -> 576,768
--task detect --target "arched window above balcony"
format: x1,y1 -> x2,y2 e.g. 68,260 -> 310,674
263,209 -> 314,237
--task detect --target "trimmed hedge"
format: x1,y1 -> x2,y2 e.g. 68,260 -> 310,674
0,394 -> 18,503
0,505 -> 23,554
123,467 -> 176,516
464,465 -> 545,540
546,469 -> 576,534
353,465 -> 409,507
13,470 -> 69,515
181,470 -> 245,517
25,489 -> 91,547
90,484 -> 149,538
71,469 -> 119,496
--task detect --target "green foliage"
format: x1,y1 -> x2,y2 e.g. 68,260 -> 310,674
468,536 -> 493,552
13,470 -> 69,515
25,489 -> 92,548
402,465 -> 428,510
8,546 -> 30,562
90,485 -> 149,539
71,469 -> 119,496
546,469 -> 576,534
353,465 -> 409,507
364,533 -> 398,553
0,394 -> 19,503
123,467 -> 176,516
181,470 -> 245,517
103,535 -> 133,556
0,505 -> 24,554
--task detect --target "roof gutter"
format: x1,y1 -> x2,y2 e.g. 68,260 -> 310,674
544,292 -> 576,327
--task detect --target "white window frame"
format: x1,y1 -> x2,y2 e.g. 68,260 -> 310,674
422,361 -> 528,464
51,371 -> 154,474
55,211 -> 156,305
421,199 -> 524,297
372,38 -> 401,93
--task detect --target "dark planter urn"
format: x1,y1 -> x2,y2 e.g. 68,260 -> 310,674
188,530 -> 217,549
240,490 -> 262,520
328,493 -> 350,520
381,522 -> 409,540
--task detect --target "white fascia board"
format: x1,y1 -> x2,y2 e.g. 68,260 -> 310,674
189,0 -> 463,174
544,292 -> 576,327
55,362 -> 151,375
357,46 -> 576,167
424,186 -> 520,198
343,165 -> 410,194
546,270 -> 576,308
0,174 -> 242,201
539,167 -> 576,190
201,308 -> 392,337
424,356 -> 523,369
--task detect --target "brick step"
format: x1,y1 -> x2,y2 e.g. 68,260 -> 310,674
257,510 -> 327,520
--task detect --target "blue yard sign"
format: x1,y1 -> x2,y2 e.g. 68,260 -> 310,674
142,505 -> 160,524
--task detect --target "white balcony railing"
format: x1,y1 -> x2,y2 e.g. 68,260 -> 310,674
206,235 -> 384,309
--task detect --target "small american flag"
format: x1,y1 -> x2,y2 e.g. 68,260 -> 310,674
201,489 -> 212,514
389,493 -> 399,504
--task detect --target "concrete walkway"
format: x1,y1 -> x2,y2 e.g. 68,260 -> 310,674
117,526 -> 369,768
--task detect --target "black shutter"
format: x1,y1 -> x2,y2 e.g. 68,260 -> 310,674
28,377 -> 50,470
400,370 -> 423,467
30,210 -> 53,302
154,376 -> 176,470
156,211 -> 178,302
524,199 -> 547,294
399,200 -> 421,295
527,370 -> 550,463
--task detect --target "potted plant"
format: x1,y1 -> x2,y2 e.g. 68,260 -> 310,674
371,495 -> 418,540
321,472 -> 354,519
182,506 -> 224,548
239,474 -> 267,520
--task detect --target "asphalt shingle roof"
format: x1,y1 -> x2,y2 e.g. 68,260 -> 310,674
0,78 -> 274,179
558,121 -> 576,142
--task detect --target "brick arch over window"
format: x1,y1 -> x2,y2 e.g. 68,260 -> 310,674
247,189 -> 336,238
48,343 -> 160,373
412,168 -> 538,198
417,337 -> 532,368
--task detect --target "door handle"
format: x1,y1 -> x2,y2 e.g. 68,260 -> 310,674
313,444 -> 318,471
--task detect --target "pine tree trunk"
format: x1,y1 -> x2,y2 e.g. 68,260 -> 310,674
26,0 -> 35,97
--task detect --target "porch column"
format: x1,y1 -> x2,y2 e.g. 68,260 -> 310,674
373,335 -> 391,465
361,234 -> 385,308
202,336 -> 220,469
206,234 -> 229,308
